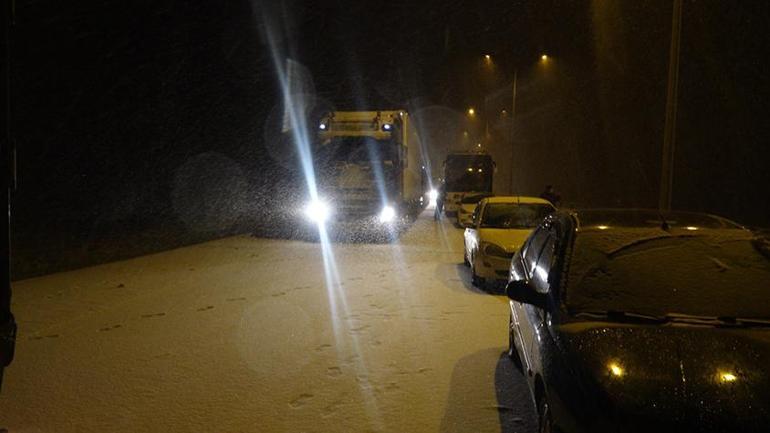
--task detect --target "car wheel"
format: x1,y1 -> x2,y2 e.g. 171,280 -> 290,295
507,314 -> 523,368
538,396 -> 554,433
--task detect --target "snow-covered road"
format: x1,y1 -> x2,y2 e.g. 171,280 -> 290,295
0,210 -> 537,432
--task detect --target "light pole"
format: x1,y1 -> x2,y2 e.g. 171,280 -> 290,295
659,0 -> 683,211
509,68 -> 517,195
508,54 -> 549,195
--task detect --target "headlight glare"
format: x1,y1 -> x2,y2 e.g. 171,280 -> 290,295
379,205 -> 396,223
304,200 -> 331,224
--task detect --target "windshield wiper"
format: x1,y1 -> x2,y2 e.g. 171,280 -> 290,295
665,313 -> 770,328
573,310 -> 770,328
573,310 -> 667,324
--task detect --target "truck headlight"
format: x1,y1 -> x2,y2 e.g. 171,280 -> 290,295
304,200 -> 331,224
428,189 -> 438,201
379,205 -> 396,223
482,242 -> 509,258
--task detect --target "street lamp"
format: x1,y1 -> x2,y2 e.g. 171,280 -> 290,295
467,107 -> 475,116
541,54 -> 548,61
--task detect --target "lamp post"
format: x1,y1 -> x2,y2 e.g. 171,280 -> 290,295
659,0 -> 683,211
475,53 -> 550,193
508,54 -> 548,195
509,68 -> 517,195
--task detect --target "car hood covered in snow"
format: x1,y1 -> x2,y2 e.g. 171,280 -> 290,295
557,322 -> 770,432
478,228 -> 532,253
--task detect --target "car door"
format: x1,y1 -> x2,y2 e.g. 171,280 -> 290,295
511,225 -> 550,375
524,230 -> 558,375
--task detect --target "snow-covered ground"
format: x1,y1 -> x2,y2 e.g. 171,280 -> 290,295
0,210 -> 537,432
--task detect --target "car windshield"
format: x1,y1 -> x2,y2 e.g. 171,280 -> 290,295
480,203 -> 553,229
566,229 -> 770,319
4,1 -> 769,431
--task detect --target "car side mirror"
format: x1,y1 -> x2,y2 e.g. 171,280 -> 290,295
506,280 -> 549,310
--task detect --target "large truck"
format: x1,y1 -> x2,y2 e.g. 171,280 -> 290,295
442,152 -> 495,216
302,110 -> 424,229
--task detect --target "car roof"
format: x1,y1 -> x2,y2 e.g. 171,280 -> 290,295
482,196 -> 553,205
561,210 -> 768,319
567,208 -> 744,231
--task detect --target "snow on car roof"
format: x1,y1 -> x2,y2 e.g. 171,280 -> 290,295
565,226 -> 770,320
574,208 -> 743,231
483,196 -> 553,205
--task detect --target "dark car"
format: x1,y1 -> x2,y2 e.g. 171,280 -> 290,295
505,209 -> 770,433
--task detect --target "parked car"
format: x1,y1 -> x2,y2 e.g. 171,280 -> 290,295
463,196 -> 555,288
506,208 -> 770,432
456,192 -> 494,227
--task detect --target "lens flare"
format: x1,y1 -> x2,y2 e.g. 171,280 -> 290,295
304,200 -> 330,224
379,205 -> 396,223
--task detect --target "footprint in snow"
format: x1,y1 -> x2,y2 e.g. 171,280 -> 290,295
384,382 -> 400,391
99,324 -> 122,332
289,393 -> 314,408
29,334 -> 59,340
140,312 -> 165,319
196,306 -> 214,312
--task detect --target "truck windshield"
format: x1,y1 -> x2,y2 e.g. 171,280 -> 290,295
445,155 -> 494,192
320,137 -> 396,164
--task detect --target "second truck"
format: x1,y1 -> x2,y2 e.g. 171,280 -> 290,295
441,151 -> 495,217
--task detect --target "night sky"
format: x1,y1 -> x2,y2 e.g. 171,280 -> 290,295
9,0 -> 770,274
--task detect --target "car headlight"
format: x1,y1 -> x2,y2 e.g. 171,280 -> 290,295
304,199 -> 331,223
379,205 -> 396,223
428,189 -> 438,201
482,242 -> 509,258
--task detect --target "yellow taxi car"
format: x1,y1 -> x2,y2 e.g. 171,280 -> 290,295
463,196 -> 555,288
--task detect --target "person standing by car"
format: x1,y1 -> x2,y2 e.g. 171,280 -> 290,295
539,184 -> 561,207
